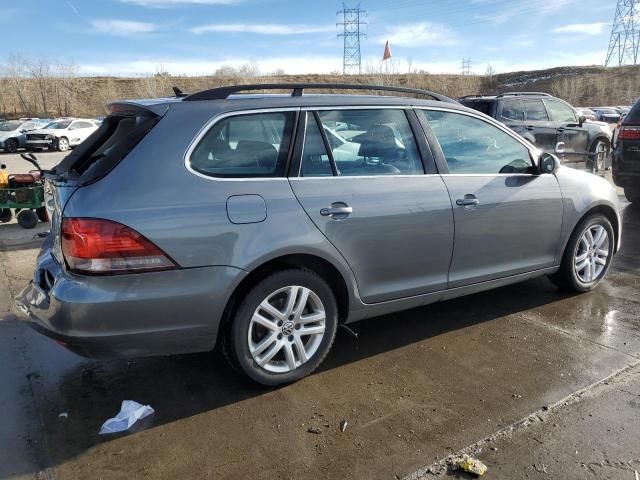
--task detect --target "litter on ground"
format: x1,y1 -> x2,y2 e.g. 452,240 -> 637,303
99,400 -> 154,435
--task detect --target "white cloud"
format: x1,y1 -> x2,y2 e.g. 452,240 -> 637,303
553,22 -> 609,35
191,23 -> 334,35
90,19 -> 159,36
376,22 -> 459,48
120,0 -> 238,6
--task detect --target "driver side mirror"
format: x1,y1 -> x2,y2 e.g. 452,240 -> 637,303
539,152 -> 560,174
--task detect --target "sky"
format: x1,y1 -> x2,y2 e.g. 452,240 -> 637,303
0,0 -> 619,76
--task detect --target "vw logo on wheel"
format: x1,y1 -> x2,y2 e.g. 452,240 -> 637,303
282,321 -> 295,336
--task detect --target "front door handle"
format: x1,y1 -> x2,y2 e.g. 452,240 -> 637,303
456,195 -> 480,209
525,125 -> 535,131
320,205 -> 353,218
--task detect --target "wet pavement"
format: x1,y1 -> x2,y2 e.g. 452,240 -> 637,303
0,200 -> 638,480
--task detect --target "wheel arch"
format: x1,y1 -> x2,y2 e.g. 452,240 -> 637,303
219,253 -> 352,343
577,204 -> 620,253
589,135 -> 611,151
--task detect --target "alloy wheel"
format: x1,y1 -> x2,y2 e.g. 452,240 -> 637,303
248,285 -> 326,373
574,224 -> 610,283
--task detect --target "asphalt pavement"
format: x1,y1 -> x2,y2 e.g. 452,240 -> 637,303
0,150 -> 66,174
0,160 -> 639,479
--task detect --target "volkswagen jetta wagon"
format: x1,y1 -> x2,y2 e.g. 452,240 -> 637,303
14,84 -> 621,385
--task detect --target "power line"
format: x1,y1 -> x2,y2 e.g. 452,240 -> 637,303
337,3 -> 367,75
605,0 -> 640,66
461,58 -> 472,75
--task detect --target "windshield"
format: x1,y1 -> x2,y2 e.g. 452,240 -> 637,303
0,121 -> 22,131
45,120 -> 72,130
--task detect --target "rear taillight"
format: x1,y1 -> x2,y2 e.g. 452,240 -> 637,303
618,125 -> 640,140
61,218 -> 177,274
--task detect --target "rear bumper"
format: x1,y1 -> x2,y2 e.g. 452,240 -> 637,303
13,249 -> 246,358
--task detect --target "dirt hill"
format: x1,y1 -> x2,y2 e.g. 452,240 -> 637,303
1,64 -> 639,118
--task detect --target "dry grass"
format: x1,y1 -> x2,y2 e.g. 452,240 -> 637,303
1,64 -> 639,118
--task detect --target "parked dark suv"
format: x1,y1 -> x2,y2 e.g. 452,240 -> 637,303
612,98 -> 640,203
460,92 -> 612,172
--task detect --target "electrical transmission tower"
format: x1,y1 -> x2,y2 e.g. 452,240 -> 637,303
605,0 -> 640,66
337,4 -> 367,75
461,58 -> 472,75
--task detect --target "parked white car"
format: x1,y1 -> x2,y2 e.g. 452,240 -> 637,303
25,119 -> 98,152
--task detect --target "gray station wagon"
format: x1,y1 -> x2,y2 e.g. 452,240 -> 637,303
13,84 -> 621,386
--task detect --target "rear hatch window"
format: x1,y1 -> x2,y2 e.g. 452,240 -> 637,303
52,106 -> 160,184
624,100 -> 640,124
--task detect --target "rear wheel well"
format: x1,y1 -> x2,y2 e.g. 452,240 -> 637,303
590,136 -> 610,151
220,254 -> 350,341
580,205 -> 619,252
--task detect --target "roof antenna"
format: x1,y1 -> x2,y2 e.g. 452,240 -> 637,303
173,87 -> 188,98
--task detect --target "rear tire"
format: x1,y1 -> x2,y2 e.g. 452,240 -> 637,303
0,209 -> 12,223
17,209 -> 38,229
624,188 -> 640,204
548,214 -> 614,292
4,138 -> 18,154
225,269 -> 338,386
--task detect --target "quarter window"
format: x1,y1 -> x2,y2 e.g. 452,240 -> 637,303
522,99 -> 549,121
545,100 -> 577,123
301,109 -> 424,177
190,112 -> 296,178
420,110 -> 534,174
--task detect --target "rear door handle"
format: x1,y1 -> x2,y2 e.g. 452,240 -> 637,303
320,206 -> 353,217
526,125 -> 535,131
558,127 -> 565,133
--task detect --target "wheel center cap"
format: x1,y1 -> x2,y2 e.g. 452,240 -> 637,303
282,321 -> 295,336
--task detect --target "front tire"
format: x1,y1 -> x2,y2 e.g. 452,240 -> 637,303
17,209 -> 38,229
589,139 -> 609,173
548,214 -> 614,292
56,137 -> 69,152
225,269 -> 338,386
4,138 -> 18,154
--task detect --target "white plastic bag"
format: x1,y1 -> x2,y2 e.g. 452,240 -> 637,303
99,400 -> 154,435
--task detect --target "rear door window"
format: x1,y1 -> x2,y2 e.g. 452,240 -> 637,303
190,112 -> 296,178
300,109 -> 424,177
522,99 -> 549,121
501,99 -> 523,121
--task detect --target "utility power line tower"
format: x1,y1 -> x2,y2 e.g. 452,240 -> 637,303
605,0 -> 640,66
461,58 -> 472,75
337,4 -> 367,75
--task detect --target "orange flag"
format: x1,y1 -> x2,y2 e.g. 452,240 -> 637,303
383,41 -> 392,61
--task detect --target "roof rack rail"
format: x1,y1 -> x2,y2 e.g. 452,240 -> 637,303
458,94 -> 490,100
496,92 -> 552,98
182,83 -> 457,103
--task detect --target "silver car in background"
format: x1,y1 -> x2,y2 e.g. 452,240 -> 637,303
14,84 -> 621,386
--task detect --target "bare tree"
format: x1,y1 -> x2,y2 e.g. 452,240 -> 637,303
54,60 -> 79,116
4,54 -> 33,114
26,56 -> 52,115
